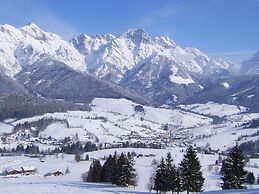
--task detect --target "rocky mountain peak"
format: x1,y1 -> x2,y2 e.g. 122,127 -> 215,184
120,28 -> 150,43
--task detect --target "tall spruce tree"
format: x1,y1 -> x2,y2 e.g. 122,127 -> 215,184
153,157 -> 167,193
179,146 -> 204,194
87,159 -> 102,182
114,153 -> 130,187
246,172 -> 255,185
175,169 -> 183,194
101,154 -> 116,182
219,159 -> 226,175
112,152 -> 120,185
86,163 -> 93,182
126,152 -> 137,187
221,145 -> 247,190
165,152 -> 177,193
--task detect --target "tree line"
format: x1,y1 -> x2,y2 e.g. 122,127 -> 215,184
82,145 -> 256,193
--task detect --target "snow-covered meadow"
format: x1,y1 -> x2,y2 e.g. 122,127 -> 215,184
1,148 -> 259,193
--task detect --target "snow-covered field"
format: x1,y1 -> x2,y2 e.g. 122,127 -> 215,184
179,102 -> 247,117
0,122 -> 13,135
1,148 -> 259,194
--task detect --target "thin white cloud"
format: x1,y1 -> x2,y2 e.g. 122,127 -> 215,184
140,3 -> 186,26
0,0 -> 79,39
136,2 -> 187,36
210,50 -> 257,63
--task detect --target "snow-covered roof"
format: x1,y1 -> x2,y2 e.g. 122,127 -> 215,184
51,169 -> 63,173
21,166 -> 36,171
5,167 -> 21,172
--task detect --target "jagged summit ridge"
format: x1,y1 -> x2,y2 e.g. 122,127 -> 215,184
0,23 -> 86,77
71,28 -> 234,84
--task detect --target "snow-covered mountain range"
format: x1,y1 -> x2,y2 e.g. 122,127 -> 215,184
71,28 -> 238,105
0,23 -> 258,113
71,29 -> 234,83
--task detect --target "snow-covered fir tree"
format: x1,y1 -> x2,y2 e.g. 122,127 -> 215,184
87,159 -> 102,182
164,152 -> 177,193
153,157 -> 167,193
221,145 -> 247,189
179,146 -> 204,194
113,153 -> 137,187
246,172 -> 255,185
126,152 -> 137,187
100,154 -> 117,183
175,169 -> 183,194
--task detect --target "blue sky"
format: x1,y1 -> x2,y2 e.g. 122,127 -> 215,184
0,0 -> 258,62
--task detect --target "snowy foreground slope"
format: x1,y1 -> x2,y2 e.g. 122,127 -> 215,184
1,148 -> 259,194
203,189 -> 259,194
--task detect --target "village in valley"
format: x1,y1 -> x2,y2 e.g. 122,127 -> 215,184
0,98 -> 259,193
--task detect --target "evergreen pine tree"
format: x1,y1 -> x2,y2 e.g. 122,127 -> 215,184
153,157 -> 167,193
179,146 -> 204,194
175,169 -> 182,194
165,152 -> 177,193
87,159 -> 102,182
221,145 -> 247,190
65,167 -> 70,174
219,159 -> 226,175
147,159 -> 158,192
126,152 -> 137,187
114,153 -> 128,186
246,172 -> 255,185
74,154 -> 81,162
112,152 -> 120,185
86,163 -> 93,182
101,154 -> 117,182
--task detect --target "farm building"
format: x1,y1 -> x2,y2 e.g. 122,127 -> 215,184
4,166 -> 37,175
21,166 -> 37,175
4,167 -> 22,175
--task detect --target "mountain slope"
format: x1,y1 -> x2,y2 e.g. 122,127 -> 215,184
240,51 -> 259,75
0,71 -> 88,121
184,75 -> 259,112
15,59 -> 147,105
0,71 -> 29,95
120,54 -> 202,104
